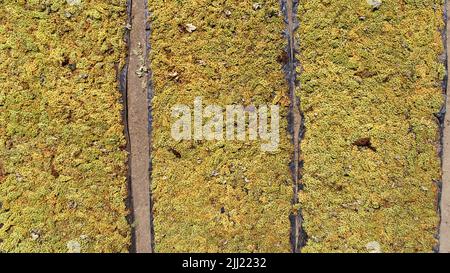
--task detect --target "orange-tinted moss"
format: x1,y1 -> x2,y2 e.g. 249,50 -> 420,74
0,0 -> 130,252
297,0 -> 445,252
150,0 -> 293,252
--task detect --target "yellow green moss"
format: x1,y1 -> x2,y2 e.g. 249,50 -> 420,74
0,0 -> 130,252
297,0 -> 445,252
150,0 -> 293,252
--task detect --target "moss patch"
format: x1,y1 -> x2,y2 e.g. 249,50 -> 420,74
297,0 -> 445,252
0,0 -> 130,253
149,0 -> 293,252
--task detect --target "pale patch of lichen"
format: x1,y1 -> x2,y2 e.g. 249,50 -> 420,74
297,0 -> 444,252
0,0 -> 130,252
150,0 -> 292,252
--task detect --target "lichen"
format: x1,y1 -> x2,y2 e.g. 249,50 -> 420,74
149,0 -> 293,252
0,0 -> 130,253
297,0 -> 445,252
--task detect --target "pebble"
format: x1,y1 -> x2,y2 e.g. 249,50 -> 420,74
253,3 -> 262,10
366,241 -> 382,253
30,230 -> 40,241
67,240 -> 81,253
367,0 -> 382,10
136,66 -> 148,78
168,71 -> 179,78
185,23 -> 197,33
66,0 -> 82,6
67,200 -> 78,209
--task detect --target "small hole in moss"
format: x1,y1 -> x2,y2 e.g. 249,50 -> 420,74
168,147 -> 182,158
61,57 -> 70,67
50,157 -> 60,178
353,137 -> 377,152
354,70 -> 377,79
277,52 -> 288,65
0,162 -> 5,181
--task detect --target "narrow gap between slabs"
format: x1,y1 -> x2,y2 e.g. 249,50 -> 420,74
282,0 -> 308,253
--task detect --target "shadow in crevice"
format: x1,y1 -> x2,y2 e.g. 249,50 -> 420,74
281,0 -> 308,253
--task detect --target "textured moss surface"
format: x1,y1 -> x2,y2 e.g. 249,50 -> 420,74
0,0 -> 130,252
297,0 -> 445,252
150,0 -> 293,252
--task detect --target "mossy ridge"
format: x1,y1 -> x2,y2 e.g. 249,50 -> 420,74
150,0 -> 293,252
297,0 -> 445,252
0,0 -> 130,252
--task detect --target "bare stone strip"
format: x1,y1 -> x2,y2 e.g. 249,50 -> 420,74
440,0 -> 450,254
127,0 -> 153,253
